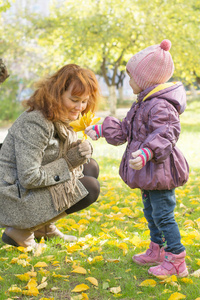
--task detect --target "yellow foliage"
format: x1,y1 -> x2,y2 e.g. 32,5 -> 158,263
34,262 -> 48,268
71,283 -> 90,292
86,277 -> 98,286
71,267 -> 87,274
139,279 -> 157,287
69,111 -> 101,139
168,292 -> 186,300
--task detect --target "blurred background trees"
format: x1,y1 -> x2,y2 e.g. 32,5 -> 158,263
0,0 -> 200,121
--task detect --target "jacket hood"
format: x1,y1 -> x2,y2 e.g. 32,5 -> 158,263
138,82 -> 187,114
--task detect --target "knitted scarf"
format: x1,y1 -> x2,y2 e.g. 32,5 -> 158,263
48,120 -> 83,212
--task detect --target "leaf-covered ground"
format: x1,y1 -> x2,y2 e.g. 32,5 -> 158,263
0,101 -> 200,300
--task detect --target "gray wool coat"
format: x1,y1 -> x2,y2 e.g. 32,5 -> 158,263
0,110 -> 88,229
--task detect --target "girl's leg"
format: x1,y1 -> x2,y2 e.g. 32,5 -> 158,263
149,189 -> 185,254
142,190 -> 163,246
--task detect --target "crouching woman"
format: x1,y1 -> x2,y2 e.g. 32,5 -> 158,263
0,64 -> 100,248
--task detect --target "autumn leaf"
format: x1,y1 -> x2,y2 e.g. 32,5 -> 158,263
71,267 -> 87,274
22,288 -> 39,296
71,283 -> 90,292
15,273 -> 30,281
37,281 -> 48,290
191,268 -> 200,277
110,286 -> 121,294
8,285 -> 22,293
34,262 -> 48,268
69,111 -> 101,139
139,279 -> 157,287
168,292 -> 186,300
86,277 -> 98,286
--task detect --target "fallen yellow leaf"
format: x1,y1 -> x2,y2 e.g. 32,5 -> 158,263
168,292 -> 186,300
110,286 -> 121,294
15,273 -> 30,281
22,287 -> 39,296
8,285 -> 22,293
139,279 -> 157,287
86,277 -> 98,286
71,267 -> 87,274
71,283 -> 90,292
180,278 -> 193,284
34,262 -> 48,268
37,281 -> 48,290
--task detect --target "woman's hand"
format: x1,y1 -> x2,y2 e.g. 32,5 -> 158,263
64,140 -> 93,170
78,140 -> 93,159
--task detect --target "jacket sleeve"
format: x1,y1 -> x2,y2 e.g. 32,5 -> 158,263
14,113 -> 71,189
143,101 -> 181,163
102,116 -> 128,146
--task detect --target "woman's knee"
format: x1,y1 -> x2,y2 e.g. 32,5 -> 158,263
83,158 -> 99,178
80,176 -> 100,200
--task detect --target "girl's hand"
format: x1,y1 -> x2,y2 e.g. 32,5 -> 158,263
129,148 -> 153,170
85,125 -> 103,140
129,150 -> 143,170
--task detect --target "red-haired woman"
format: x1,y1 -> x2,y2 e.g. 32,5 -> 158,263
0,64 -> 100,248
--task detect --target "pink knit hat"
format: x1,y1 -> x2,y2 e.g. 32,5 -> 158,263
126,39 -> 174,90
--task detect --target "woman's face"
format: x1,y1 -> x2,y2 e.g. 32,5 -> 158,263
62,84 -> 89,120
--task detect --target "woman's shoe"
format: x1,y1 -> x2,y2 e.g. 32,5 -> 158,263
132,241 -> 165,266
2,227 -> 38,248
34,223 -> 77,242
148,250 -> 188,278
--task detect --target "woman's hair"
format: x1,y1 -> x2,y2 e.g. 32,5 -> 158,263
24,64 -> 100,122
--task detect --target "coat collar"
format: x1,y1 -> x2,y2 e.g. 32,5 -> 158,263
136,82 -> 177,103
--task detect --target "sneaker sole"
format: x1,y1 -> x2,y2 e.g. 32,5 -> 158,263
148,268 -> 189,279
132,257 -> 163,266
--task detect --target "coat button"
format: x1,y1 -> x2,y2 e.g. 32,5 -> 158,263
54,175 -> 60,182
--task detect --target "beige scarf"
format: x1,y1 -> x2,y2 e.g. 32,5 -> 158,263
48,121 -> 83,212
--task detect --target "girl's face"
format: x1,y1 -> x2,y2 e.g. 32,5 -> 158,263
62,84 -> 89,120
127,72 -> 142,95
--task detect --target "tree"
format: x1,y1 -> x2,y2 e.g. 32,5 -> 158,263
2,0 -> 199,116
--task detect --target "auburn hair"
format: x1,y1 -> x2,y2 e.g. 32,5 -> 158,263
24,64 -> 100,122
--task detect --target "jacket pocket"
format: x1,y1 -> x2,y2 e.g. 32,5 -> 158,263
2,175 -> 21,199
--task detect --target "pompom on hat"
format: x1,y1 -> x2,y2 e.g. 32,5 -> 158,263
126,39 -> 174,90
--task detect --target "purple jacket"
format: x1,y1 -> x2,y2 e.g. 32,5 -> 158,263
102,82 -> 189,190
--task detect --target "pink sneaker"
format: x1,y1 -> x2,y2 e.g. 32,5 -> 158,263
132,241 -> 165,266
148,250 -> 188,278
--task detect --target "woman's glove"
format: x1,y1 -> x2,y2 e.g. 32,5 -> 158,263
85,124 -> 103,140
129,148 -> 153,170
64,140 -> 93,170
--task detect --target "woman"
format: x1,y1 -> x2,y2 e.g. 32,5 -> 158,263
0,64 -> 100,248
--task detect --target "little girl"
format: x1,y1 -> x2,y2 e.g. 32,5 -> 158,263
85,39 -> 189,277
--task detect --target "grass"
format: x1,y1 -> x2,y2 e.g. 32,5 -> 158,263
0,101 -> 200,299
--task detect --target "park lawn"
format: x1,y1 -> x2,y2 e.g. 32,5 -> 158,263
0,101 -> 200,300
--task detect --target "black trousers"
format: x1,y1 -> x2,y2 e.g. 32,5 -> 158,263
65,158 -> 100,214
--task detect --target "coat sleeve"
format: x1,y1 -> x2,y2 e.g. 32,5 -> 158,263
102,116 -> 128,145
143,101 -> 181,163
14,112 -> 71,189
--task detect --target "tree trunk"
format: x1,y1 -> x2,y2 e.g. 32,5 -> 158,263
108,85 -> 117,116
118,86 -> 124,103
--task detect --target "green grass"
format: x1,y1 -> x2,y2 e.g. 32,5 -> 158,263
0,101 -> 200,299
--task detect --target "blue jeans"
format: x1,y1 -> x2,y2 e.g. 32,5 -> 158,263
142,189 -> 185,254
